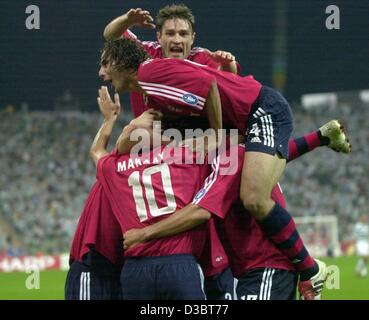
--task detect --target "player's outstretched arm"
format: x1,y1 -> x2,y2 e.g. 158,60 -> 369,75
90,86 -> 120,166
203,48 -> 238,74
103,8 -> 155,40
123,204 -> 211,250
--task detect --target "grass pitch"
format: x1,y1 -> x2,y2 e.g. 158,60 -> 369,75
0,256 -> 368,300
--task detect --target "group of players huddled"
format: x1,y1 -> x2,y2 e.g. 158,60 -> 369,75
65,4 -> 352,300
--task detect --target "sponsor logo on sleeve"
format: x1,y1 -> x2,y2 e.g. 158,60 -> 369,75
182,94 -> 198,105
194,188 -> 206,201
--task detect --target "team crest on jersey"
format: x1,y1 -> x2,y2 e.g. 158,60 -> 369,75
182,93 -> 198,105
194,188 -> 206,201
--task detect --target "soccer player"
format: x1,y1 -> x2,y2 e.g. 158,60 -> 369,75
101,5 -> 238,119
93,86 -> 214,300
353,214 -> 369,277
122,144 -> 326,300
65,89 -> 124,300
99,37 -> 332,293
65,182 -> 123,300
100,5 -> 351,156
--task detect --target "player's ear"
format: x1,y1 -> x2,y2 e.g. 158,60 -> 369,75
191,32 -> 196,45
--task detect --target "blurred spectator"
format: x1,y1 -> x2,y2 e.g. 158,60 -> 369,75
0,109 -> 129,254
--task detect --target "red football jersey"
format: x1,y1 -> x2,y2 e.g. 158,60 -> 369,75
193,145 -> 294,277
97,146 -> 211,259
124,29 -> 225,117
198,218 -> 230,277
69,181 -> 123,266
138,58 -> 262,134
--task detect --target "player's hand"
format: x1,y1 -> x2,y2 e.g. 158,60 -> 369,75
205,49 -> 236,65
130,108 -> 163,131
123,228 -> 147,250
125,8 -> 155,29
97,86 -> 121,121
180,134 -> 218,162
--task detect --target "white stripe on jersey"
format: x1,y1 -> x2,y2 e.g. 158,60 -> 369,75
143,91 -> 204,110
139,81 -> 206,103
267,115 -> 274,148
233,277 -> 238,300
267,269 -> 275,300
86,272 -> 90,300
260,116 -> 268,147
139,82 -> 206,109
79,272 -> 84,300
196,264 -> 207,300
140,86 -> 205,107
259,268 -> 269,300
192,156 -> 220,204
125,29 -> 161,49
262,269 -> 271,300
141,41 -> 161,49
125,29 -> 138,40
277,182 -> 283,194
260,115 -> 274,148
183,59 -> 208,68
189,47 -> 205,54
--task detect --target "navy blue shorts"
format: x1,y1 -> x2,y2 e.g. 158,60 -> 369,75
245,86 -> 294,160
65,261 -> 122,300
237,267 -> 298,300
121,254 -> 206,300
204,267 -> 236,300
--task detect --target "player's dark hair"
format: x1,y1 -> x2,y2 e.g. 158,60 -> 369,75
156,3 -> 195,33
100,38 -> 149,72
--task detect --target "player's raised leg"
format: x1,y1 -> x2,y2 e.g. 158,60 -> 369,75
288,119 -> 351,162
240,86 -> 328,300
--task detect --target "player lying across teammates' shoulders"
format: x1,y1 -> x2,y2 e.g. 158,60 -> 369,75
65,4 -> 351,300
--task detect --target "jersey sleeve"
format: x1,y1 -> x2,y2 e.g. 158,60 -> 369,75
123,29 -> 138,41
138,59 -> 216,113
96,152 -> 114,182
123,29 -> 162,58
192,146 -> 243,219
190,48 -> 241,74
190,48 -> 220,69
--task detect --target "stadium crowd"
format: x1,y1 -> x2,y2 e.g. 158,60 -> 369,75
0,110 -> 129,254
0,99 -> 367,254
283,100 -> 368,241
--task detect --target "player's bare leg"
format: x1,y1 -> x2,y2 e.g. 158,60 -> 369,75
240,151 -> 328,300
240,152 -> 285,221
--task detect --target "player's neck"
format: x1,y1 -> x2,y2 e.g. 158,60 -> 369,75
128,73 -> 144,93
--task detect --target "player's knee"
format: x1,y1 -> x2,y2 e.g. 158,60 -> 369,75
241,191 -> 270,220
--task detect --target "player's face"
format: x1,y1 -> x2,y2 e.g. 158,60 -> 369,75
157,18 -> 195,59
99,62 -> 129,94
